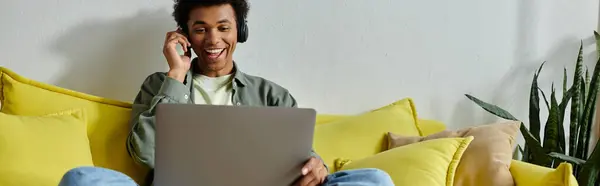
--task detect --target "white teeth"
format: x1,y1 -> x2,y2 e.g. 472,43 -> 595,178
205,49 -> 224,54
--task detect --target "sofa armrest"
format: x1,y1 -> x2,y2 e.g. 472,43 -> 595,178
509,160 -> 578,186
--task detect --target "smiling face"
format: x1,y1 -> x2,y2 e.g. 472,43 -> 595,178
187,4 -> 238,77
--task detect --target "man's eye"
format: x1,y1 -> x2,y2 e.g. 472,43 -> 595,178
219,27 -> 231,31
194,28 -> 205,33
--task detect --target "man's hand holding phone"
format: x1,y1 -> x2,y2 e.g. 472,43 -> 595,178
163,28 -> 193,83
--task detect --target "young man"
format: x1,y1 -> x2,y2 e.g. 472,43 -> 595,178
59,0 -> 394,186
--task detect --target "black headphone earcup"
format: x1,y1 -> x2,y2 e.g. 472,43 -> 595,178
238,20 -> 248,43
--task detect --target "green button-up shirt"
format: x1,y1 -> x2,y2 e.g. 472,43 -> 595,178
126,59 -> 325,181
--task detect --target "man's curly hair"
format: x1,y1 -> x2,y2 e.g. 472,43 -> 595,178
173,0 -> 250,33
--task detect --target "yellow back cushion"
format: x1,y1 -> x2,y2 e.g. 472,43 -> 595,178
313,98 -> 422,171
339,137 -> 474,186
418,119 -> 447,136
315,114 -> 347,125
0,110 -> 94,186
0,67 -> 148,184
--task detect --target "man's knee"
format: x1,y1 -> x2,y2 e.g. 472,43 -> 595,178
60,166 -> 97,185
59,166 -> 137,186
327,168 -> 394,185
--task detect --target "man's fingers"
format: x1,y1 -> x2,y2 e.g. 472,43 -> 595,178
309,170 -> 322,185
317,166 -> 327,183
166,36 -> 191,54
302,158 -> 319,175
176,37 -> 189,52
166,31 -> 179,42
166,32 -> 190,45
306,178 -> 320,186
173,32 -> 191,46
298,175 -> 316,186
301,166 -> 311,175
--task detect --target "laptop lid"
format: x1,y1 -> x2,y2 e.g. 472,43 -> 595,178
154,104 -> 317,186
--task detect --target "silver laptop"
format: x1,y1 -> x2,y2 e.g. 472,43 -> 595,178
153,103 -> 317,186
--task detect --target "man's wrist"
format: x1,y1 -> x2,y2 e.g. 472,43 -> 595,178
167,70 -> 186,83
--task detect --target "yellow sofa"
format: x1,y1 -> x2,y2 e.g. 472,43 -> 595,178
0,66 -> 578,186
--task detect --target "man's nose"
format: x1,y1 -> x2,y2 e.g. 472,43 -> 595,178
204,31 -> 219,45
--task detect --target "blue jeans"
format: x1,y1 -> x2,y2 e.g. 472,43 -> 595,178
59,166 -> 394,186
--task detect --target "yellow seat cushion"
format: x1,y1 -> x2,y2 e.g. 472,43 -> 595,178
0,110 -> 94,186
510,160 -> 579,186
0,67 -> 148,184
339,137 -> 474,186
313,98 -> 423,172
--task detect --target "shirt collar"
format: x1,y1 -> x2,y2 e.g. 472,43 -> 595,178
189,58 -> 247,87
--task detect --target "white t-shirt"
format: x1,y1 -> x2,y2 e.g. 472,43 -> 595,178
192,74 -> 234,105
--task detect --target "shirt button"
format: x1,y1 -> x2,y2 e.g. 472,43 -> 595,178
184,94 -> 189,99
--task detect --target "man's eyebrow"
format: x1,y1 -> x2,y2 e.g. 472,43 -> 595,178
192,21 -> 206,25
217,19 -> 231,24
192,19 -> 232,25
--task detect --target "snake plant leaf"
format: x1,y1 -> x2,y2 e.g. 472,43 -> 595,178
529,64 -> 543,140
585,67 -> 590,100
517,145 -> 532,162
595,31 -> 600,58
543,89 -> 562,154
571,79 -> 586,157
520,122 -> 549,166
558,87 -> 573,153
465,94 -> 518,120
538,87 -> 550,111
577,137 -> 600,185
548,152 -> 586,165
579,57 -> 600,159
558,86 -> 574,119
536,61 -> 545,75
580,95 -> 597,159
523,145 -> 531,162
563,68 -> 567,96
518,145 -> 525,156
570,42 -> 584,157
578,32 -> 600,183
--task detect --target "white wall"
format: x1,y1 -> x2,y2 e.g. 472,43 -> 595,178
1,1 -> 598,131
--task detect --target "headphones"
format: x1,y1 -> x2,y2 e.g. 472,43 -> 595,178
237,17 -> 249,43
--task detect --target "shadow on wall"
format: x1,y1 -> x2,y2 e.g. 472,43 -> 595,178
448,0 -> 541,128
49,9 -> 174,102
483,37 -> 594,125
453,0 -> 597,128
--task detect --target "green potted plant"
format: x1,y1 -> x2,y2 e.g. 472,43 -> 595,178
465,31 -> 600,185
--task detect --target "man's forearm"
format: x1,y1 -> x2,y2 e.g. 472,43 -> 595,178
127,75 -> 192,169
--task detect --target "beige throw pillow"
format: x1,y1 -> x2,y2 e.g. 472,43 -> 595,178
387,121 -> 520,186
